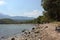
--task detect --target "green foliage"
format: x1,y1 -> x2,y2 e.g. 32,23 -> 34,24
42,0 -> 60,21
36,16 -> 43,24
0,19 -> 16,24
36,15 -> 49,24
0,18 -> 36,24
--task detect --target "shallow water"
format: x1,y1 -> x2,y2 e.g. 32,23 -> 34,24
0,24 -> 35,39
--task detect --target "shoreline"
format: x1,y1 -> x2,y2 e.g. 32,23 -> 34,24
1,23 -> 60,40
0,24 -> 46,40
1,24 -> 38,40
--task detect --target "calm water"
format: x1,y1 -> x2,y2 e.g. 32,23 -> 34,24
0,24 -> 35,39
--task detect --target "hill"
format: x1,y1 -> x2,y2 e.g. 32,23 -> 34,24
0,13 -> 34,21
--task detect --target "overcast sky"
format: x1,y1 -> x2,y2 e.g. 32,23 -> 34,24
0,0 -> 43,18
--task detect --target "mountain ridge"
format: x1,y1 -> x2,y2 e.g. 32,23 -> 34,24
0,13 -> 34,20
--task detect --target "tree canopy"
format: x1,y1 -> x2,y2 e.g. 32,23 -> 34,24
42,0 -> 60,21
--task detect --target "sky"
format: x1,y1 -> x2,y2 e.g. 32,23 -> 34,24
0,0 -> 43,18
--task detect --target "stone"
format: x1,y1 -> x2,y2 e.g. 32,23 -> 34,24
11,38 -> 15,40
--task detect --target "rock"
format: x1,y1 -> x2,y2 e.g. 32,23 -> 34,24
1,36 -> 4,39
45,26 -> 48,28
32,27 -> 35,30
11,38 -> 15,40
25,39 -> 27,40
22,29 -> 27,32
55,26 -> 60,32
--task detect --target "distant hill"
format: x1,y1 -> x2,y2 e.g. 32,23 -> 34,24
0,13 -> 34,21
10,16 -> 34,21
0,14 -> 10,18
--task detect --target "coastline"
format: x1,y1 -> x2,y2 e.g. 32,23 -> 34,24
2,23 -> 60,40
3,24 -> 41,40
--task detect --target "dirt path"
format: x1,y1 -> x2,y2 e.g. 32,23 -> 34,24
40,23 -> 60,40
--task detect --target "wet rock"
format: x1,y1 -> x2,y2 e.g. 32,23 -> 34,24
11,38 -> 15,40
1,36 -> 9,39
22,29 -> 27,32
32,27 -> 35,30
1,36 -> 4,39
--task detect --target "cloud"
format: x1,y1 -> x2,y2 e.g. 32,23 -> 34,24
23,10 -> 43,18
0,0 -> 6,6
2,10 -> 43,18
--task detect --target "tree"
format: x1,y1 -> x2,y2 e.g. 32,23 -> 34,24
36,16 -> 44,24
42,0 -> 60,21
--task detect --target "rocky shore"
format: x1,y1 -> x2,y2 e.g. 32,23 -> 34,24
1,23 -> 60,40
